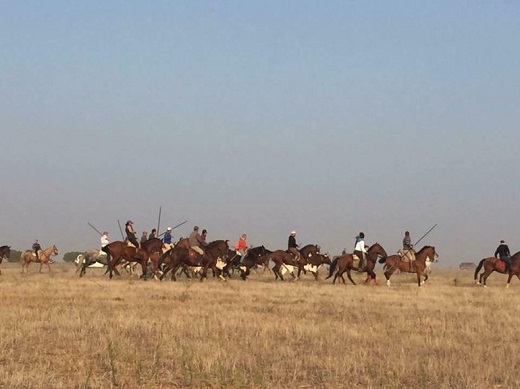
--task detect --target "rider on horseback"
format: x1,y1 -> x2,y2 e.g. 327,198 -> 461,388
32,239 -> 41,261
235,234 -> 248,263
163,227 -> 173,249
495,240 -> 511,271
288,231 -> 300,262
125,220 -> 139,248
354,232 -> 366,270
189,226 -> 207,264
403,231 -> 413,250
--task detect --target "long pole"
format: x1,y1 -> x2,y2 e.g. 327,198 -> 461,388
117,219 -> 125,240
413,224 -> 437,247
87,222 -> 103,236
158,220 -> 189,237
157,206 -> 162,236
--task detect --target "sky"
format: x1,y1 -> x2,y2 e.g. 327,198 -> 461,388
1,1 -> 519,266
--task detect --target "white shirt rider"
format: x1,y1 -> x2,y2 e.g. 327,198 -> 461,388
354,239 -> 367,253
100,233 -> 109,249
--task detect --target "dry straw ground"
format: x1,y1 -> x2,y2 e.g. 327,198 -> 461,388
0,262 -> 518,389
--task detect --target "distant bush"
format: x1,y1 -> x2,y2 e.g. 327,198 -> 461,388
8,250 -> 21,263
63,252 -> 83,263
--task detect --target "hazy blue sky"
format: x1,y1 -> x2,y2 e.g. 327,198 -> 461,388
1,1 -> 519,266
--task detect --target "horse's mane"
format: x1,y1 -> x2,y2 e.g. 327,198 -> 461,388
206,239 -> 226,248
416,245 -> 432,254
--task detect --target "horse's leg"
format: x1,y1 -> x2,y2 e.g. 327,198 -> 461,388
345,269 -> 356,285
39,262 -> 43,273
506,272 -> 514,288
46,261 -> 51,272
367,268 -> 377,285
482,269 -> 493,287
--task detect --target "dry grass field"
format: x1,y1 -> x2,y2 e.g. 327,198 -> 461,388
0,262 -> 518,389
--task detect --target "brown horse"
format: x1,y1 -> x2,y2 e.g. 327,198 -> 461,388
102,241 -> 146,279
325,243 -> 387,285
296,244 -> 323,279
21,245 -> 59,273
268,250 -> 299,281
157,245 -> 191,281
0,245 -> 11,274
134,238 -> 164,278
379,245 -> 438,287
233,245 -> 272,280
158,239 -> 229,281
474,252 -> 520,287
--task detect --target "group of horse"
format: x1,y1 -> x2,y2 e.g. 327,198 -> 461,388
73,238 -> 440,287
4,239 -> 520,287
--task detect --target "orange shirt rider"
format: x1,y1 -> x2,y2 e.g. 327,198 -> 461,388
235,234 -> 248,263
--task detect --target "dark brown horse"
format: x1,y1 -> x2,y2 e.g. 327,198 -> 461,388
134,238 -> 164,278
379,245 -> 438,287
102,241 -> 146,279
158,239 -> 229,281
268,250 -> 299,281
326,243 -> 387,285
296,244 -> 322,279
233,245 -> 272,280
157,245 -> 191,281
0,245 -> 11,275
198,240 -> 229,281
21,245 -> 59,273
474,252 -> 520,287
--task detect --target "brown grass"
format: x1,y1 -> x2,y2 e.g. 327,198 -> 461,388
0,262 -> 518,389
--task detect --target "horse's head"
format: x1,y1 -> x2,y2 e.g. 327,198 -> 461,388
321,253 -> 332,265
52,245 -> 59,256
369,242 -> 387,259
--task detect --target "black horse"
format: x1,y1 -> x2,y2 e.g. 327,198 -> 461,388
0,245 -> 11,275
235,246 -> 272,280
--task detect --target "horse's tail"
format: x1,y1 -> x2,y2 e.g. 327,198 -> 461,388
325,258 -> 338,279
474,258 -> 487,281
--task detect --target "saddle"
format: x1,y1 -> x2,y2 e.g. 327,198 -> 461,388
496,259 -> 507,273
162,244 -> 173,253
352,253 -> 363,269
398,249 -> 416,262
126,240 -> 137,248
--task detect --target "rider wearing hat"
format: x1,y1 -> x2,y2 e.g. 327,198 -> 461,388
163,227 -> 173,248
354,232 -> 367,270
288,231 -> 300,262
495,240 -> 511,271
125,220 -> 139,248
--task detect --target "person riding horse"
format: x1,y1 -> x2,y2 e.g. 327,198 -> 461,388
125,220 -> 139,248
399,231 -> 416,262
353,232 -> 367,270
32,239 -> 41,261
403,231 -> 413,250
495,240 -> 511,271
235,234 -> 248,263
163,227 -> 173,249
288,231 -> 300,262
189,226 -> 207,263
